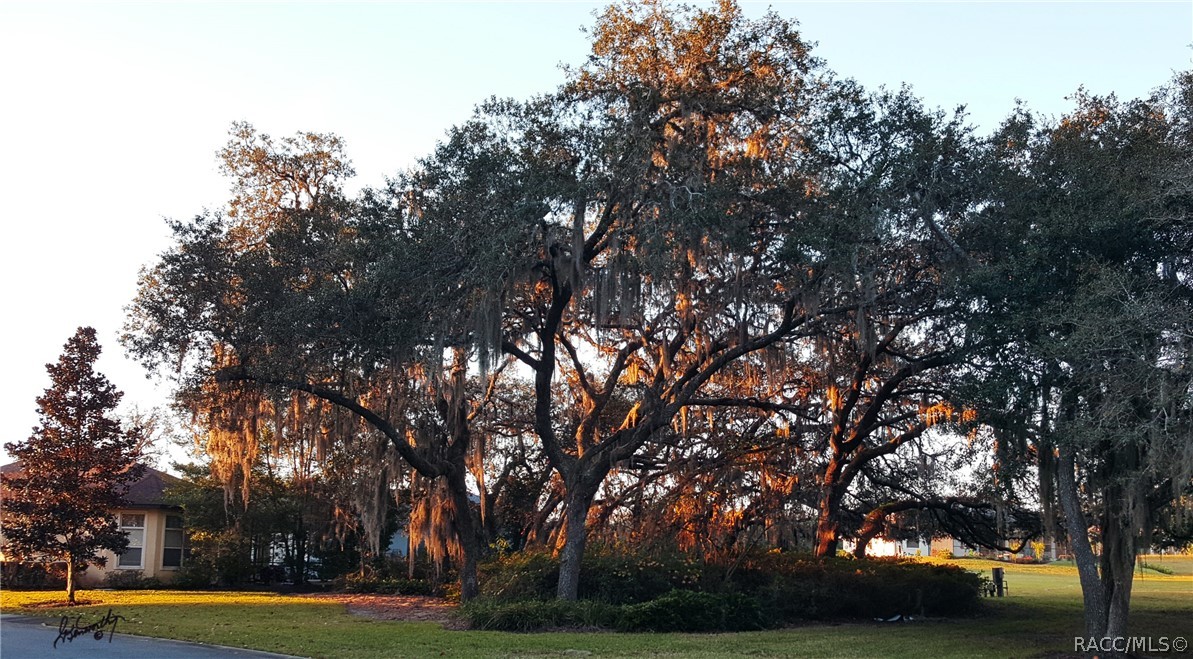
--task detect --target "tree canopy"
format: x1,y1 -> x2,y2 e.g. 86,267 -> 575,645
123,0 -> 1192,631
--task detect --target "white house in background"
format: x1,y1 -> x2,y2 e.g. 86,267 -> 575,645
931,536 -> 982,557
0,462 -> 185,585
840,535 -> 933,557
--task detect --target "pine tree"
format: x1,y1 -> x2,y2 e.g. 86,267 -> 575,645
1,327 -> 145,603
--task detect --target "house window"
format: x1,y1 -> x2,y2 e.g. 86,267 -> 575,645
163,515 -> 184,568
118,514 -> 145,568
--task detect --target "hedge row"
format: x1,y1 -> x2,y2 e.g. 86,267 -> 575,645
339,574 -> 438,595
461,590 -> 769,632
463,549 -> 981,631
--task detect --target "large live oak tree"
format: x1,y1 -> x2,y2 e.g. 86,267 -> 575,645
2,327 -> 146,604
965,75 -> 1193,645
125,123 -> 501,600
788,82 -> 983,557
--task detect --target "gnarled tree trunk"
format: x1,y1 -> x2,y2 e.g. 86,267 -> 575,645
814,462 -> 845,557
556,473 -> 603,601
1099,479 -> 1138,641
445,466 -> 482,601
1056,445 -> 1108,641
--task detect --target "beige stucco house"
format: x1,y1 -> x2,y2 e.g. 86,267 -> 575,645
0,462 -> 184,585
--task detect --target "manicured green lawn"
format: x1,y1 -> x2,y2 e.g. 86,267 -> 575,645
3,559 -> 1190,658
1138,553 -> 1193,576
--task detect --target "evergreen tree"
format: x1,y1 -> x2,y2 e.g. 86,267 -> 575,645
2,327 -> 146,603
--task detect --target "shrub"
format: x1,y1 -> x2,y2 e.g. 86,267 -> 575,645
171,564 -> 217,590
102,569 -> 163,590
460,598 -> 619,632
578,551 -> 702,604
1031,540 -> 1047,562
618,590 -> 770,632
0,561 -> 67,589
458,591 -> 769,633
478,551 -> 559,601
257,565 -> 287,584
183,529 -> 255,586
341,573 -> 437,595
479,548 -> 702,604
727,553 -> 981,621
932,549 -> 954,559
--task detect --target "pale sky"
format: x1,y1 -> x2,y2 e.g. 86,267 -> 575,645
1,1 -> 1189,467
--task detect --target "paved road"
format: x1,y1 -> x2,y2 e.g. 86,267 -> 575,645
0,614 -> 302,659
